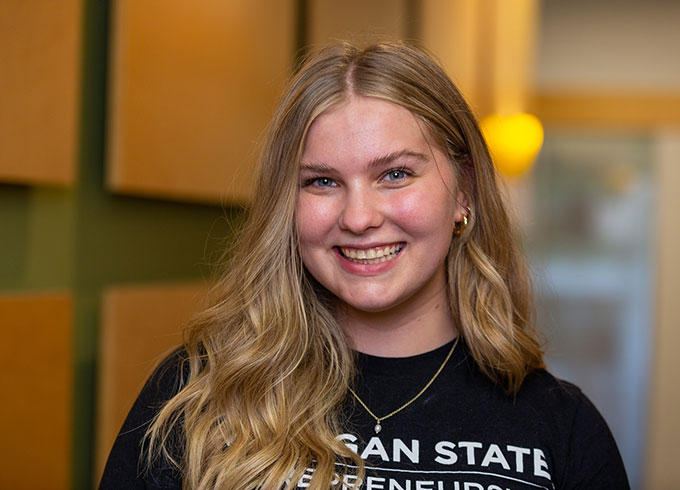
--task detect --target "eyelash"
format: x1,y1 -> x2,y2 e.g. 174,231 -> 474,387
382,167 -> 411,182
301,167 -> 413,188
302,176 -> 336,188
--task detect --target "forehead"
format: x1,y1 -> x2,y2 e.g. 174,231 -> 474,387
301,96 -> 436,165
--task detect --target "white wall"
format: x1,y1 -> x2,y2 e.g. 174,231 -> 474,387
535,2 -> 680,488
537,0 -> 680,91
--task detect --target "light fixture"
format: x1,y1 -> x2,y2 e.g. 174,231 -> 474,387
480,113 -> 544,177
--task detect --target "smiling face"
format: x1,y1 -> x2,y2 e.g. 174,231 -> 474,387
296,96 -> 467,324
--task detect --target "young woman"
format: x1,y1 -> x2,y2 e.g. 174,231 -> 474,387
100,41 -> 629,490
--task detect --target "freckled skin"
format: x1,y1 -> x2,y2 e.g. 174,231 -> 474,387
296,96 -> 467,355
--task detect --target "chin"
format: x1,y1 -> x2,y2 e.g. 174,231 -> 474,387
340,295 -> 405,314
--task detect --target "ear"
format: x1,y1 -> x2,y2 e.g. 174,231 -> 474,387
454,155 -> 475,221
454,191 -> 469,222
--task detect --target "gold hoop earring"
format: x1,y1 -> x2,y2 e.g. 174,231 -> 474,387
453,207 -> 471,236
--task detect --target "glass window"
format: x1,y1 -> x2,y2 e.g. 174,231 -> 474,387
525,131 -> 654,488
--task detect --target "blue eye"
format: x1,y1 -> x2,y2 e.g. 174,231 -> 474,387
316,177 -> 334,187
384,169 -> 407,181
303,177 -> 336,188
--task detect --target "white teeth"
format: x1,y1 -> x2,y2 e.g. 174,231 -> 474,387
340,244 -> 404,264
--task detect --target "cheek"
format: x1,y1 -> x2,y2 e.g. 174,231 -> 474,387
296,195 -> 336,245
395,189 -> 457,238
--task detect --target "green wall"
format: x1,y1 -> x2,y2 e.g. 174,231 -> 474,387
0,2 -> 240,488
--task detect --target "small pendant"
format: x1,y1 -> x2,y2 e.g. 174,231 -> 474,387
374,422 -> 382,434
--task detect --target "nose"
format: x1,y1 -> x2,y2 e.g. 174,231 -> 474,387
338,188 -> 384,234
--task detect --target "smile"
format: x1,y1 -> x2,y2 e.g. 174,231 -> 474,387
338,243 -> 405,264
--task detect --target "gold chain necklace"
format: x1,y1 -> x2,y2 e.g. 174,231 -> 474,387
348,336 -> 459,434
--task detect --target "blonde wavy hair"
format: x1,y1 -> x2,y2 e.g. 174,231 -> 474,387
145,41 -> 544,490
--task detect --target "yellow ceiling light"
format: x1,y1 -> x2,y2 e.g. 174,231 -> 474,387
480,113 -> 544,177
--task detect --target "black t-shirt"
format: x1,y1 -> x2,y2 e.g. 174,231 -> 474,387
99,340 -> 630,489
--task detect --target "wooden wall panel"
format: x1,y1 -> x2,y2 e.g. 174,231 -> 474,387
0,1 -> 81,186
419,0 -> 539,117
95,281 -> 208,481
307,0 -> 409,46
420,0 -> 480,109
107,0 -> 295,203
0,292 -> 72,490
533,92 -> 680,129
646,133 -> 680,490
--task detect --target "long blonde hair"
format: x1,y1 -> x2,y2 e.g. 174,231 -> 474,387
145,41 -> 544,490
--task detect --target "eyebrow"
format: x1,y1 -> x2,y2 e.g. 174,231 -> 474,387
367,150 -> 428,169
300,150 -> 428,173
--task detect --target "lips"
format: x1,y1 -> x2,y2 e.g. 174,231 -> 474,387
338,243 -> 405,264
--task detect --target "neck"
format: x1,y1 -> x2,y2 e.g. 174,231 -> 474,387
338,287 -> 457,357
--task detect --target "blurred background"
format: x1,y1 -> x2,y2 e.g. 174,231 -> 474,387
1,1 -> 678,489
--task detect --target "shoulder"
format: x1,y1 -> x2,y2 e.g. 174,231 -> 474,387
519,369 -> 590,411
457,362 -> 601,434
118,346 -> 188,427
511,369 -> 609,441
142,348 -> 190,404
98,348 -> 188,490
458,344 -> 591,417
119,347 -> 189,425
457,342 -> 612,431
123,347 -> 190,443
456,352 -> 629,488
517,370 -> 630,488
518,370 -> 614,432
